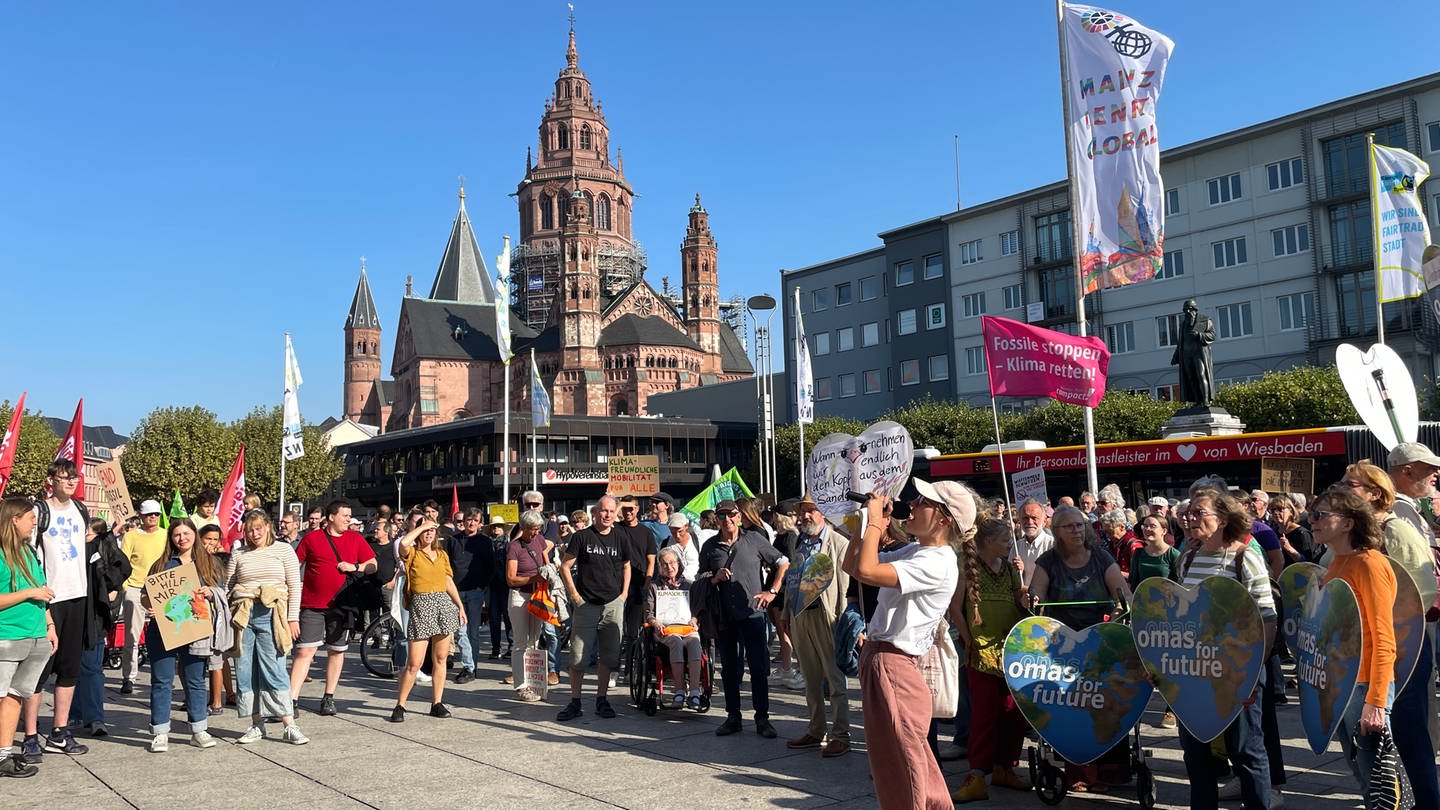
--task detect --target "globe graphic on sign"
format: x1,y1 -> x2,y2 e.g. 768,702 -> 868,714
1111,28 -> 1153,58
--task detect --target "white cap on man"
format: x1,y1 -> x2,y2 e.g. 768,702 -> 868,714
139,499 -> 163,516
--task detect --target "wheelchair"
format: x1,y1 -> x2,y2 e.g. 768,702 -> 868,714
626,625 -> 713,716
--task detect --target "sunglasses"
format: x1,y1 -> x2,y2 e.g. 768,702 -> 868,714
716,510 -> 738,518
1310,509 -> 1338,521
524,503 -> 542,509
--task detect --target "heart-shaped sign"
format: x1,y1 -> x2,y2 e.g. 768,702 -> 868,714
1336,342 -> 1419,450
1129,575 -> 1267,743
1175,443 -> 1197,462
1282,573 -> 1363,755
1277,563 -> 1325,651
806,420 -> 914,519
1003,617 -> 1153,765
1386,556 -> 1426,691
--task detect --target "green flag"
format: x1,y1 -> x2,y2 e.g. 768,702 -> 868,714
168,490 -> 189,520
679,468 -> 755,523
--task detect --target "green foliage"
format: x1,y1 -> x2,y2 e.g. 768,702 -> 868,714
1421,376 -> 1440,423
121,406 -> 235,501
1006,392 -> 1182,447
1214,366 -> 1358,433
880,396 -> 995,455
231,406 -> 345,504
0,401 -> 61,497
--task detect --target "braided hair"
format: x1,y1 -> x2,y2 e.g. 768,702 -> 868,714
966,519 -> 1014,627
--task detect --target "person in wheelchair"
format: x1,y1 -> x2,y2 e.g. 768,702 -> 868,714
644,547 -> 704,709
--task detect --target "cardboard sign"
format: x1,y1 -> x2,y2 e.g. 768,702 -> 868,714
607,454 -> 660,497
142,562 -> 213,652
1130,576 -> 1267,742
523,647 -> 548,700
94,460 -> 134,523
488,502 -> 519,524
1012,465 -> 1048,507
806,421 -> 914,520
1259,457 -> 1314,496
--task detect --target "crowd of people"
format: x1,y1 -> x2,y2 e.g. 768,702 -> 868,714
4,446 -> 1440,810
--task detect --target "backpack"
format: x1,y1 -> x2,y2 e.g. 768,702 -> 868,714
31,498 -> 91,564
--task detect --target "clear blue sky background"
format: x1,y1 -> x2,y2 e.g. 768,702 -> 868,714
4,2 -> 1435,434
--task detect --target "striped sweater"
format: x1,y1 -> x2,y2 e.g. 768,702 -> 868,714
225,541 -> 303,622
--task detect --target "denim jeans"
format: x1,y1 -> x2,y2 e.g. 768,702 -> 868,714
1391,627 -> 1438,810
1179,675 -> 1270,810
458,589 -> 487,669
235,604 -> 293,720
73,639 -> 106,728
716,615 -> 770,721
147,624 -> 209,735
541,621 -> 561,673
1339,681 -> 1397,807
489,582 -> 512,653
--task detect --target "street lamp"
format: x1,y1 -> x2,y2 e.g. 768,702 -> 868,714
394,469 -> 406,514
747,293 -> 778,496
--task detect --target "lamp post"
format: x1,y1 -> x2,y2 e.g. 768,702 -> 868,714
747,293 -> 777,495
394,469 -> 406,515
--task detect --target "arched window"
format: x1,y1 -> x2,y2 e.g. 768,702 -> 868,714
582,191 -> 594,225
557,125 -> 569,150
595,194 -> 611,230
610,395 -> 630,416
580,124 -> 592,150
369,341 -> 377,355
540,194 -> 554,230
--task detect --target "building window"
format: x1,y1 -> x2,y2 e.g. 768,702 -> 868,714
1000,230 -> 1020,256
1159,249 -> 1185,279
961,292 -> 986,318
928,355 -> 950,382
837,326 -> 854,352
1213,236 -> 1248,268
1164,188 -> 1181,216
1271,224 -> 1310,257
899,359 -> 919,386
1039,266 -> 1074,320
815,377 -> 832,400
923,254 -> 944,280
595,195 -> 611,230
1207,173 -> 1243,205
812,288 -> 829,311
1336,271 -> 1376,336
897,308 -> 917,335
896,261 -> 914,286
1323,123 -> 1407,196
1328,200 -> 1371,266
927,303 -> 947,330
838,373 -> 857,398
540,193 -> 555,229
860,275 -> 880,301
1105,322 -> 1135,354
959,239 -> 983,265
864,370 -> 882,394
1035,210 -> 1072,263
965,347 -> 985,375
1156,313 -> 1182,348
835,282 -> 852,306
1216,302 -> 1254,339
1428,122 -> 1440,153
1003,283 -> 1024,310
1266,157 -> 1304,191
813,331 -> 830,355
861,322 -> 880,347
1277,292 -> 1315,331
1154,384 -> 1180,401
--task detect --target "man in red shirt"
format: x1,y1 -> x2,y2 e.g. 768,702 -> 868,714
288,500 -> 377,716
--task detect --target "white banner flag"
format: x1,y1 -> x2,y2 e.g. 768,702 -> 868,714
1372,144 -> 1433,302
495,236 -> 514,363
795,290 -> 814,426
282,334 -> 305,461
1062,4 -> 1174,294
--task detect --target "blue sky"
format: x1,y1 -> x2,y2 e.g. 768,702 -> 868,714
4,2 -> 1435,434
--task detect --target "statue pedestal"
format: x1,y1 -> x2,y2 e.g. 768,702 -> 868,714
1161,406 -> 1246,439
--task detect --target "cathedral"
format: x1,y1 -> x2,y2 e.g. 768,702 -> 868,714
342,26 -> 753,433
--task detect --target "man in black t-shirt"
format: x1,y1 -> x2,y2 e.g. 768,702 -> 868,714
615,495 -> 655,679
556,496 -> 631,722
446,508 -> 491,684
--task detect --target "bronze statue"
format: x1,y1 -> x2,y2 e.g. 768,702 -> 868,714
1170,299 -> 1215,406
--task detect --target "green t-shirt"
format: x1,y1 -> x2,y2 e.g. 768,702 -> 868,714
0,548 -> 48,641
963,560 -> 1024,677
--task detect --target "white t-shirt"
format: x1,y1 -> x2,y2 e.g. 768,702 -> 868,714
1018,530 -> 1055,587
37,499 -> 88,602
866,543 -> 959,656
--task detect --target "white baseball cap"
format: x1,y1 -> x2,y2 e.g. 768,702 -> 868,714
139,499 -> 163,515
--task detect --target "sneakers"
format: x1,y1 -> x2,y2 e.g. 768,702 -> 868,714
318,695 -> 337,716
1159,710 -> 1178,729
595,697 -> 616,719
44,728 -> 88,756
454,668 -> 475,685
516,687 -> 542,702
429,703 -> 452,719
119,679 -> 134,695
19,735 -> 43,764
388,705 -> 406,723
991,765 -> 1031,791
937,742 -> 968,761
416,671 -> 433,685
148,734 -> 169,753
607,673 -> 618,689
785,670 -> 807,690
951,772 -> 989,803
671,690 -> 686,708
556,699 -> 583,722
688,694 -> 703,710
715,717 -> 742,736
85,722 -> 108,738
190,731 -> 217,749
0,754 -> 38,778
755,718 -> 778,738
488,649 -> 503,660
787,733 -> 824,750
237,726 -> 266,745
281,724 -> 309,745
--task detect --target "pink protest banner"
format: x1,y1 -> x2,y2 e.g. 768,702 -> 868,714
980,316 -> 1110,408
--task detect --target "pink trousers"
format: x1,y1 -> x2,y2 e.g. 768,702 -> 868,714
860,642 -> 954,810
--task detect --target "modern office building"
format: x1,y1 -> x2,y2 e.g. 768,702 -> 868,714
785,72 -> 1440,419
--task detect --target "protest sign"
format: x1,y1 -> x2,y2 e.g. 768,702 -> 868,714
1386,556 -> 1426,691
94,460 -> 135,522
142,562 -> 213,652
791,551 -> 835,612
1282,572 -> 1363,755
1012,465 -> 1048,507
1259,457 -> 1313,496
655,591 -> 691,627
679,468 -> 754,524
1130,576 -> 1266,742
488,502 -> 520,524
805,421 -> 913,520
981,316 -> 1111,408
1336,342 -> 1418,450
1003,616 -> 1152,765
606,454 -> 660,497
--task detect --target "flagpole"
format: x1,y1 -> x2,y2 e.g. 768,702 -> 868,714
278,331 -> 288,520
531,348 -> 539,491
503,359 -> 511,505
1055,0 -> 1100,497
794,286 -> 806,496
1367,132 -> 1387,345
989,396 -> 1020,562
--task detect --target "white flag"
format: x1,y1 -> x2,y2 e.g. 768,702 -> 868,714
495,236 -> 514,363
1372,144 -> 1433,302
795,289 -> 814,425
282,334 -> 305,461
1062,4 -> 1174,293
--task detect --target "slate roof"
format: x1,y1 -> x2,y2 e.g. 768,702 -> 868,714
428,199 -> 498,304
374,379 -> 394,407
399,298 -> 537,363
40,419 -> 128,452
600,314 -> 700,350
346,269 -> 380,329
718,324 -> 754,375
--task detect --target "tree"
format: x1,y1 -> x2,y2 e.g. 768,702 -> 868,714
1002,391 -> 1181,448
881,396 -> 996,455
230,406 -> 345,505
121,406 -> 235,501
0,400 -> 61,497
1214,366 -> 1358,432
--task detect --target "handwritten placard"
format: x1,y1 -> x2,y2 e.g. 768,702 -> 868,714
607,455 -> 660,497
95,460 -> 135,523
1259,457 -> 1313,495
488,502 -> 519,524
805,421 -> 914,520
1012,465 -> 1048,507
142,562 -> 212,652
655,590 -> 691,626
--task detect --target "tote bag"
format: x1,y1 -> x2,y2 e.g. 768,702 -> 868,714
919,618 -> 960,718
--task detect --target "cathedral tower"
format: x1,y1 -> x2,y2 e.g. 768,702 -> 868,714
343,263 -> 381,423
681,195 -> 722,376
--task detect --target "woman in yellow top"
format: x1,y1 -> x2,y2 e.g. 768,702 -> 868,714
1312,484 -> 1397,808
390,521 -> 465,723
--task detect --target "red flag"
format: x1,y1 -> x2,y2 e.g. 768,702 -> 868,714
216,443 -> 247,551
980,316 -> 1110,409
450,484 -> 460,523
53,399 -> 85,499
0,392 -> 26,497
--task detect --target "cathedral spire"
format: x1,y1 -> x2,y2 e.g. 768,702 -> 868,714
428,190 -> 498,303
566,3 -> 578,68
346,260 -> 380,329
